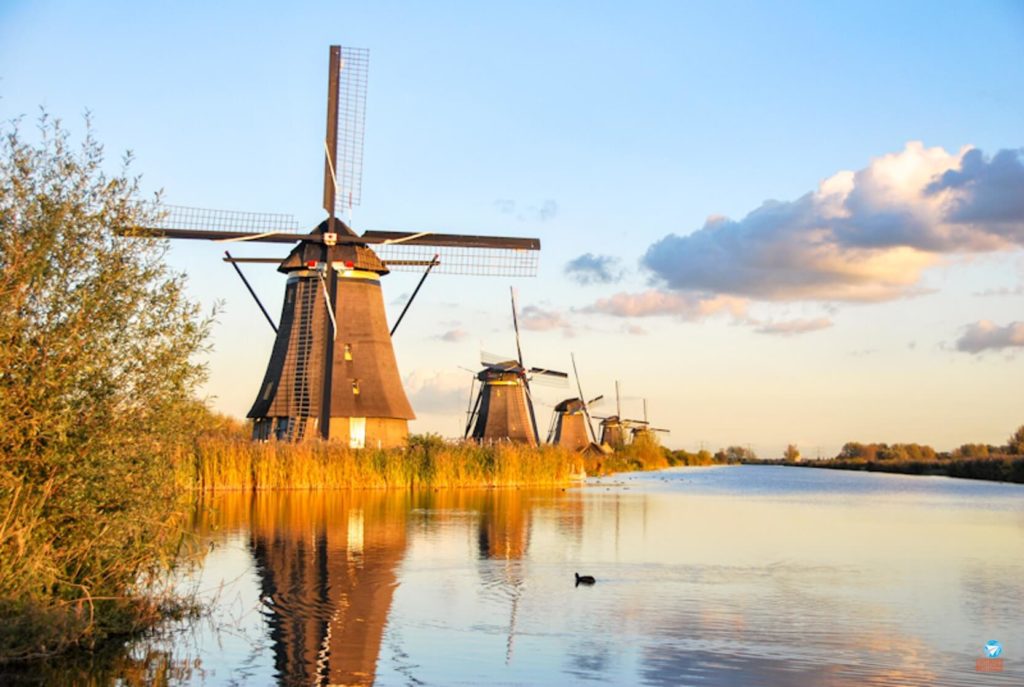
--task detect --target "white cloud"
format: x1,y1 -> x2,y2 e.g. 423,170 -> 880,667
437,328 -> 467,342
585,289 -> 748,320
520,304 -> 572,334
640,143 -> 1024,303
564,253 -> 622,284
622,323 -> 648,336
403,369 -> 472,413
955,320 -> 1024,354
493,198 -> 559,222
754,317 -> 833,336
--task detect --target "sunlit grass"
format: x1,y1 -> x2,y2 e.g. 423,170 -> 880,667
181,434 -> 588,491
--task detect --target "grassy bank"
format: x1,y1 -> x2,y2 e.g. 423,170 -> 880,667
181,433 -> 587,490
784,455 -> 1024,484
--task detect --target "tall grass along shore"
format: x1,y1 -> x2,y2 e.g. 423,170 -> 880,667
182,433 -> 586,491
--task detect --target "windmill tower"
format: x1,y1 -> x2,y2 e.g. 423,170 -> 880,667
595,382 -> 669,449
132,46 -> 540,447
547,354 -> 602,451
598,381 -> 627,449
629,398 -> 670,444
548,398 -> 598,451
465,289 -> 567,444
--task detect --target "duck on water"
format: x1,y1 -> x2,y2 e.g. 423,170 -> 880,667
575,572 -> 596,586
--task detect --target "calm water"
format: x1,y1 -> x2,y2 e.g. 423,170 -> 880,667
46,466 -> 1024,684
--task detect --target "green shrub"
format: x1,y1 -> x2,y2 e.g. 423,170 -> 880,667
0,114 -> 212,661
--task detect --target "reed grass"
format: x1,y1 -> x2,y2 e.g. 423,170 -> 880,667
796,455 -> 1024,483
182,434 -> 587,491
582,430 -> 670,476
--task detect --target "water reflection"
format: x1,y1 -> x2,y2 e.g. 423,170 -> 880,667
243,492 -> 409,686
195,488 -> 579,686
22,467 -> 1024,685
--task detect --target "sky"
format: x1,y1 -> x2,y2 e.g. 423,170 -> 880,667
2,1 -> 1022,456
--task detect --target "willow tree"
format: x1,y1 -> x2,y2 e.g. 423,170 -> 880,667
0,113 -> 212,661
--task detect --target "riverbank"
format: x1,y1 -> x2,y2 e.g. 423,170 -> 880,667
773,455 -> 1024,484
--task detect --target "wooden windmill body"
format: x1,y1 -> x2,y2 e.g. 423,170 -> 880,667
548,356 -> 603,451
134,46 -> 539,447
465,291 -> 566,445
595,383 -> 668,450
548,398 -> 590,451
468,363 -> 539,445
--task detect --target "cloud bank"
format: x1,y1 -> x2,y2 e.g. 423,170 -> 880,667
519,305 -> 573,335
638,143 -> 1024,303
585,290 -> 748,320
955,320 -> 1024,354
564,253 -> 622,285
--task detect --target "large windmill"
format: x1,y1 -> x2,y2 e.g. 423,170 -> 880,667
464,289 -> 567,445
133,46 -> 540,447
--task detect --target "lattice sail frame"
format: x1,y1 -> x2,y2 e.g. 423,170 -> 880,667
333,46 -> 369,216
147,206 -> 538,276
153,205 -> 299,233
376,243 -> 538,277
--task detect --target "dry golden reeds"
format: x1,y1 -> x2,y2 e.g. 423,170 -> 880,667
180,435 -> 587,491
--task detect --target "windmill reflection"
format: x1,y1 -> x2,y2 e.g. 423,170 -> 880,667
247,491 -> 410,686
471,489 -> 583,665
227,488 -> 582,684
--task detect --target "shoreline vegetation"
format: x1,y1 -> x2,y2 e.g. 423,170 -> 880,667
182,421 -> 696,491
749,429 -> 1024,485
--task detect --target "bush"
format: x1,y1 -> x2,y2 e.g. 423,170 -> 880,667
0,113 -> 212,661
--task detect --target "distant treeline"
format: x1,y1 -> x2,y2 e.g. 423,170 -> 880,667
777,425 -> 1024,484
666,447 -> 747,466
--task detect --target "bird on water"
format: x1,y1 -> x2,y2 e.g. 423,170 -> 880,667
575,572 -> 596,586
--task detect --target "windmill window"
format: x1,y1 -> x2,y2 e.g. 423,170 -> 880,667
261,382 -> 274,400
352,379 -> 360,396
344,343 -> 353,361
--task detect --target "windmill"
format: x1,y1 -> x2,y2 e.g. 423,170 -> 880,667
464,289 -> 567,445
629,398 -> 670,444
547,354 -> 603,451
130,46 -> 540,448
595,382 -> 669,449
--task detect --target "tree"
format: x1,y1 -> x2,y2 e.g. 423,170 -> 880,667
1009,425 -> 1024,455
0,113 -> 212,659
954,444 -> 989,459
784,444 -> 801,462
718,445 -> 757,462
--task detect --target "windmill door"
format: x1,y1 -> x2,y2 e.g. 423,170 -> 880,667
350,417 -> 366,449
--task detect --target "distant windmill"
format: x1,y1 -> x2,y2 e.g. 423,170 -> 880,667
547,354 -> 603,451
129,46 -> 540,448
595,382 -> 669,449
465,289 -> 567,444
628,398 -> 670,444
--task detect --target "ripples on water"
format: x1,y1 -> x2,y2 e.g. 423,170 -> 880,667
27,466 -> 1024,685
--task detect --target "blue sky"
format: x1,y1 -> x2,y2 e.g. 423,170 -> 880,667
2,1 -> 1022,455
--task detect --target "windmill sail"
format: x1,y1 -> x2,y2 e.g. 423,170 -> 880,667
324,45 -> 369,222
